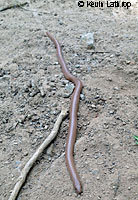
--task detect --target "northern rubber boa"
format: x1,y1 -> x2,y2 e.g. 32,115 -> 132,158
46,32 -> 83,194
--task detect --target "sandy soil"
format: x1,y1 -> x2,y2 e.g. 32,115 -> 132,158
0,0 -> 138,199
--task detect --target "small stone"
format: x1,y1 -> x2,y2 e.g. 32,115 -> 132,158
114,87 -> 119,91
59,21 -> 63,25
126,60 -> 131,64
117,66 -> 123,70
80,94 -> 85,100
39,87 -> 45,97
107,78 -> 112,81
115,115 -> 120,120
115,53 -> 120,57
52,103 -> 57,107
54,62 -> 58,65
50,82 -> 56,87
24,152 -> 28,156
44,125 -> 48,130
109,110 -> 114,114
95,95 -> 100,99
50,78 -> 55,82
81,32 -> 95,49
75,64 -> 80,68
30,79 -> 35,88
91,104 -> 96,108
61,80 -> 69,85
65,83 -> 74,94
48,157 -> 52,161
83,147 -> 87,151
94,155 -> 99,159
13,142 -> 18,145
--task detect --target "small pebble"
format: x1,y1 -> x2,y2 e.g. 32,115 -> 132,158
109,110 -> 114,114
81,32 -> 95,49
54,62 -> 58,65
114,87 -> 119,91
61,80 -> 69,85
59,21 -> 63,25
126,60 -> 131,64
115,53 -> 120,57
65,83 -> 74,94
52,102 -> 57,107
107,78 -> 112,81
24,152 -> 28,156
95,95 -> 100,99
80,94 -> 85,100
30,79 -> 35,87
75,64 -> 80,68
39,87 -> 45,97
91,104 -> 96,108
117,66 -> 123,70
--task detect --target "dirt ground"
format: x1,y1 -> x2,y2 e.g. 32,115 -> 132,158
0,0 -> 138,199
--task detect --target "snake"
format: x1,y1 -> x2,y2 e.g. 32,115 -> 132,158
47,32 -> 83,194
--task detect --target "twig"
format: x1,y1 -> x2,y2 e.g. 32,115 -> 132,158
0,2 -> 28,12
113,171 -> 121,198
8,108 -> 68,200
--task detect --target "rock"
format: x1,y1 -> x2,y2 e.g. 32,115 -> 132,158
65,83 -> 74,94
58,21 -> 63,25
113,87 -> 119,91
80,94 -> 85,100
75,64 -> 80,68
24,152 -> 28,156
81,32 -> 95,49
91,104 -> 96,108
109,110 -> 114,114
39,87 -> 45,97
107,77 -> 112,81
61,79 -> 69,85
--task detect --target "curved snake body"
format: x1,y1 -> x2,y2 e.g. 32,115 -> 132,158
47,32 -> 83,194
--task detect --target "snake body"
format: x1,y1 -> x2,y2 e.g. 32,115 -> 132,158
47,32 -> 83,194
